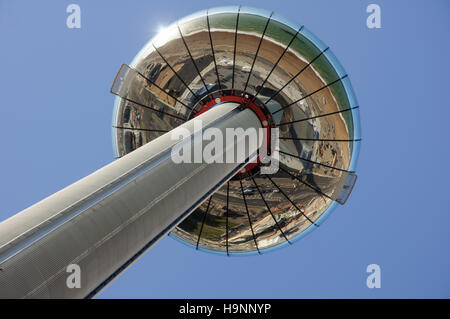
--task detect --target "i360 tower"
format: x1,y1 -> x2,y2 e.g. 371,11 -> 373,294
0,6 -> 361,298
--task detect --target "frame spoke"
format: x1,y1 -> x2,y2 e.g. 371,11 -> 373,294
279,150 -> 355,173
240,179 -> 261,254
266,175 -> 317,226
206,10 -> 222,90
250,176 -> 291,244
177,24 -> 210,94
254,25 -> 303,98
265,47 -> 329,104
152,43 -> 199,99
196,196 -> 213,249
242,12 -> 274,92
272,75 -> 348,115
231,6 -> 241,89
111,95 -> 186,121
277,106 -> 358,126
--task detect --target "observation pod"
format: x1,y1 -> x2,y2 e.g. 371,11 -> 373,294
112,6 -> 361,256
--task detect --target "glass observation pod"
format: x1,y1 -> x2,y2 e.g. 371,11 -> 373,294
111,6 -> 361,256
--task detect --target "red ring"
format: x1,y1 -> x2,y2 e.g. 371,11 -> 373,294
194,94 -> 272,176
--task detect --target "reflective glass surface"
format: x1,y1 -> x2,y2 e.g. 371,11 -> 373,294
112,7 -> 361,255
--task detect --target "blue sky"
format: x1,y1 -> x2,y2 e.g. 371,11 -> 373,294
0,0 -> 449,298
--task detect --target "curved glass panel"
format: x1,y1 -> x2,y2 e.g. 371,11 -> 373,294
239,6 -> 272,18
207,6 -> 240,16
270,12 -> 303,32
299,26 -> 328,52
176,9 -> 208,26
324,49 -> 347,78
